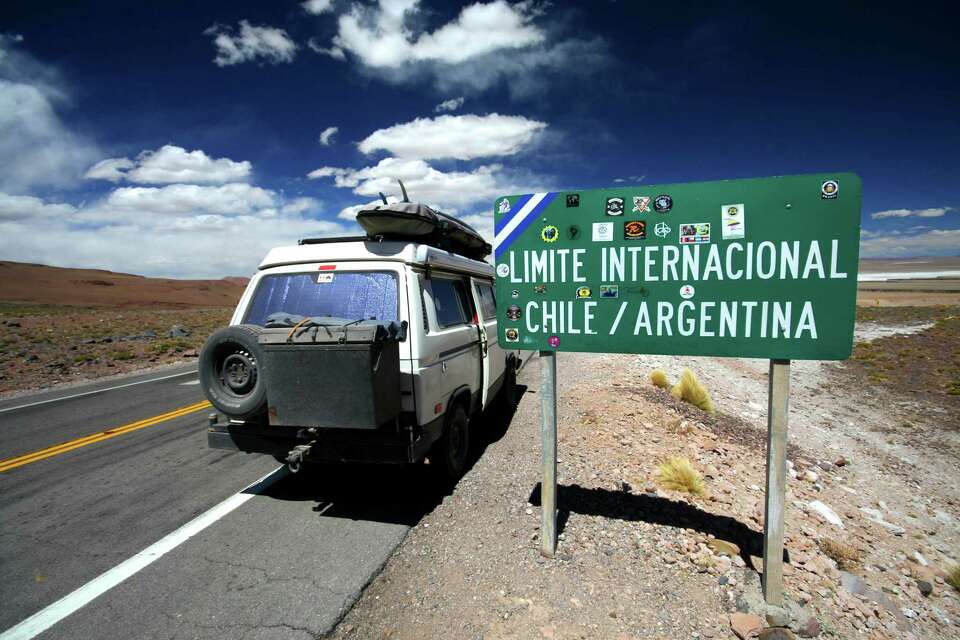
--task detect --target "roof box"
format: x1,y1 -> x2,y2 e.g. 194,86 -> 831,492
356,202 -> 491,261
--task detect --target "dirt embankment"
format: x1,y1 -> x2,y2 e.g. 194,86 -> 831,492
0,261 -> 247,308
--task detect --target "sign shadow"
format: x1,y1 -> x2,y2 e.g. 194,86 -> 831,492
528,482 -> 789,566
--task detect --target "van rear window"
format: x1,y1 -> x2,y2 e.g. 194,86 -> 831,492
244,271 -> 398,326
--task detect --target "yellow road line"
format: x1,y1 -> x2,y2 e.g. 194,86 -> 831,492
0,400 -> 212,473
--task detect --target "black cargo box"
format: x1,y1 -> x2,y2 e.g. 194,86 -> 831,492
355,202 -> 491,261
258,325 -> 401,429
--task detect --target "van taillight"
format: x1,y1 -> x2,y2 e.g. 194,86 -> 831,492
318,265 -> 336,271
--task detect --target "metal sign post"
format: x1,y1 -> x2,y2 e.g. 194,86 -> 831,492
762,359 -> 790,605
540,350 -> 558,558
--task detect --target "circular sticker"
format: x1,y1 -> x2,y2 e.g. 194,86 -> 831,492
680,284 -> 695,299
654,194 -> 673,212
821,180 -> 839,199
541,225 -> 559,243
534,284 -> 547,294
576,286 -> 592,299
548,335 -> 561,348
506,304 -> 521,321
496,263 -> 510,278
505,328 -> 519,343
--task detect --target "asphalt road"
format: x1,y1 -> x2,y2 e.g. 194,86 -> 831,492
0,364 -> 441,640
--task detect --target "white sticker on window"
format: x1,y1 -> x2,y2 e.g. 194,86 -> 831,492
317,273 -> 334,283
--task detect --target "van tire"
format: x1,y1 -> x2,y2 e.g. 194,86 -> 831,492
199,325 -> 268,419
431,403 -> 469,481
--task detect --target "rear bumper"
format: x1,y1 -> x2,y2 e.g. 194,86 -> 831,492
208,414 -> 443,464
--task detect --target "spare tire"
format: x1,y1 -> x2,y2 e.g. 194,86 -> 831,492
199,325 -> 267,419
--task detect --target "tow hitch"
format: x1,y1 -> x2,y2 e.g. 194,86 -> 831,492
284,444 -> 313,473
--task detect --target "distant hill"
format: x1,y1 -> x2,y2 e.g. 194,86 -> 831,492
0,261 -> 250,308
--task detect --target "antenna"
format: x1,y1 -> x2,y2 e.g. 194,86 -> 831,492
397,179 -> 410,202
378,192 -> 388,205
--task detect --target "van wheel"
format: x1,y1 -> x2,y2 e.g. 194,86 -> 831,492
431,404 -> 469,481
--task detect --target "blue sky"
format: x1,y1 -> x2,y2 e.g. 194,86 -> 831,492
0,1 -> 957,277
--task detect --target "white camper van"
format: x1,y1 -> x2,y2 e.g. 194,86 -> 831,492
202,202 -> 521,480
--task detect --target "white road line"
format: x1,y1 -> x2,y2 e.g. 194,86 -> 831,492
0,370 -> 198,414
179,380 -> 201,386
0,466 -> 288,640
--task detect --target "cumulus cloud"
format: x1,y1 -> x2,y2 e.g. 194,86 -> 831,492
0,192 -> 75,221
205,21 -> 298,66
0,187 -> 344,278
870,207 -> 952,220
313,1 -> 609,97
0,35 -> 102,194
860,228 -> 960,258
302,0 -> 334,15
309,155 -> 549,213
325,0 -> 543,67
318,126 -> 339,146
358,113 -> 546,160
309,157 -> 500,208
84,145 -> 252,185
434,96 -> 464,112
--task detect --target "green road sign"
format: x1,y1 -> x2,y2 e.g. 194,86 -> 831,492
493,173 -> 861,360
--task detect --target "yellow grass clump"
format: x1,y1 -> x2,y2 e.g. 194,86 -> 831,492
650,369 -> 671,389
670,368 -> 715,414
818,538 -> 861,571
948,564 -> 960,592
657,456 -> 706,496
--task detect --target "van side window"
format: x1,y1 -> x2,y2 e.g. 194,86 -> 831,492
431,278 -> 470,328
477,283 -> 496,318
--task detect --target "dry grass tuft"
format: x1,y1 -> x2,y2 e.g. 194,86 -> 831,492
657,456 -> 706,496
650,369 -> 671,389
670,368 -> 715,414
819,538 -> 861,570
948,564 -> 960,592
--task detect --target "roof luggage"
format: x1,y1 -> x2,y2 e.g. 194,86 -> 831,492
355,202 -> 491,261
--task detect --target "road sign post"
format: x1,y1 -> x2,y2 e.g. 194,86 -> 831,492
540,350 -> 558,558
763,359 -> 790,605
494,174 -> 860,601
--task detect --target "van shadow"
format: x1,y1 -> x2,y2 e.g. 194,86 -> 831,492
528,483 -> 788,565
255,384 -> 527,528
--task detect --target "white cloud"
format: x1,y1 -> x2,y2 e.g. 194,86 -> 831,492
0,192 -> 75,220
309,157 -> 506,209
319,126 -> 339,146
860,228 -> 960,258
313,1 -> 609,97
0,187 -> 345,278
205,21 -> 298,67
0,36 -> 101,194
870,207 -> 952,220
84,157 -> 135,182
302,0 -> 334,15
309,155 -> 550,214
84,145 -> 252,185
434,96 -> 464,112
358,113 -> 546,160
325,0 -> 543,67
